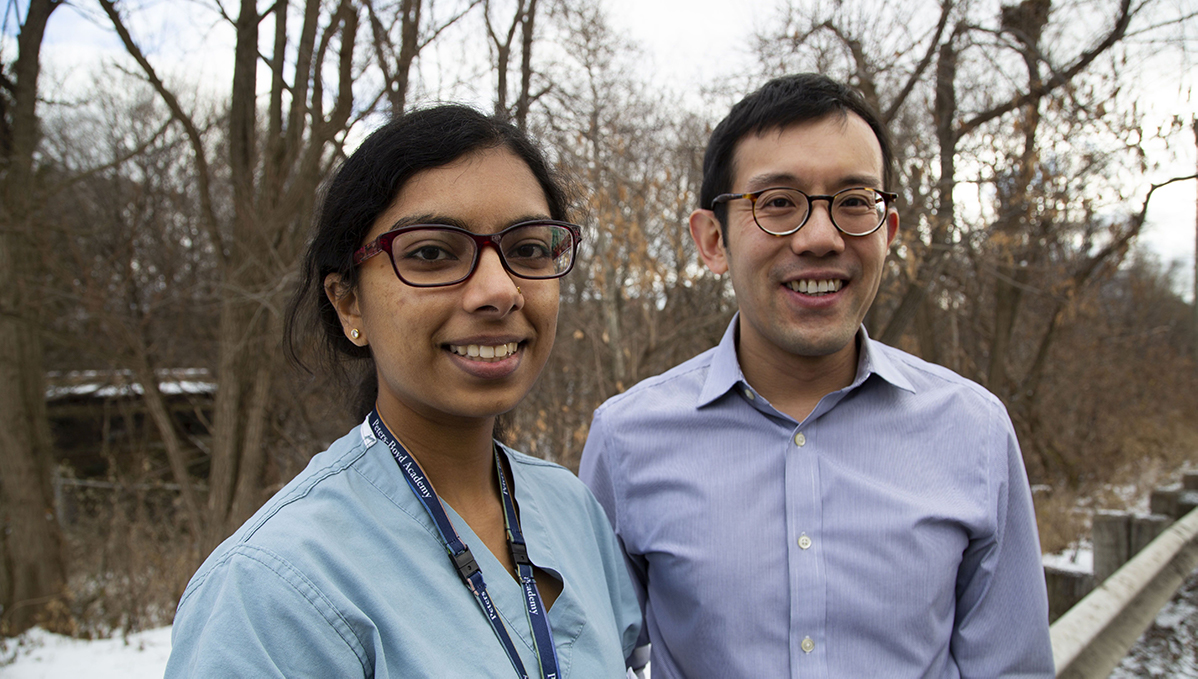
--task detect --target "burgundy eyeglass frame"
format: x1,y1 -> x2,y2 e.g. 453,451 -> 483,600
352,219 -> 584,288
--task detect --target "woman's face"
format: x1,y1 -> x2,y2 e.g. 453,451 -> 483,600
327,148 -> 560,426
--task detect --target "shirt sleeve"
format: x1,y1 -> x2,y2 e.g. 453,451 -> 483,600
951,410 -> 1054,677
580,407 -> 652,664
165,545 -> 368,678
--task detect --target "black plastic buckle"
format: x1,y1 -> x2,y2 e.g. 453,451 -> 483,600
452,547 -> 480,584
510,540 -> 531,566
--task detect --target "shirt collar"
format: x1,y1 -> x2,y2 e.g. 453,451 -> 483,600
856,325 -> 916,394
696,313 -> 915,409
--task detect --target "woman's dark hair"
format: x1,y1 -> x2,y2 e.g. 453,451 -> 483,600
284,104 -> 570,419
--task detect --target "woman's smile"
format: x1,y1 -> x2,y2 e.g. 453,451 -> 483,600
447,341 -> 521,360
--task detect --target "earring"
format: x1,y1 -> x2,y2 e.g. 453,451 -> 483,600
350,329 -> 360,340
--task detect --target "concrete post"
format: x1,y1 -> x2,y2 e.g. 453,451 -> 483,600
1150,487 -> 1177,518
1093,510 -> 1130,584
1130,514 -> 1172,557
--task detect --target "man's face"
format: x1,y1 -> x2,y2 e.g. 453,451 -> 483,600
690,113 -> 898,367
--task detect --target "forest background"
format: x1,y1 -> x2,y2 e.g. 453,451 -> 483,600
2,0 -> 1197,639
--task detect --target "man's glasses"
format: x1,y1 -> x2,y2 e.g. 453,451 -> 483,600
710,187 -> 897,237
352,220 -> 583,287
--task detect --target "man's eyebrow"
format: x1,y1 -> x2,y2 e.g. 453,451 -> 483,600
837,174 -> 883,190
741,172 -> 883,192
743,172 -> 799,191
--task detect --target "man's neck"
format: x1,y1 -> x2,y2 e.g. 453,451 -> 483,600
737,331 -> 861,423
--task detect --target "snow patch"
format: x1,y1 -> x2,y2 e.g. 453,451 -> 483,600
1,626 -> 172,678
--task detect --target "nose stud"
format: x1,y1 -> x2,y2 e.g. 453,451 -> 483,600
516,286 -> 522,295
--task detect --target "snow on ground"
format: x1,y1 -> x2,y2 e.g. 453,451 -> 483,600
0,626 -> 172,678
1042,541 -> 1093,574
0,544 -> 1188,678
1111,569 -> 1198,678
0,627 -> 657,677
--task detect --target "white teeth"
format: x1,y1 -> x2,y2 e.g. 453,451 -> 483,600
449,342 -> 520,361
787,279 -> 843,295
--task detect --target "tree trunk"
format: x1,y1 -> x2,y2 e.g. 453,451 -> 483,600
514,0 -> 537,130
0,0 -> 68,637
880,32 -> 960,344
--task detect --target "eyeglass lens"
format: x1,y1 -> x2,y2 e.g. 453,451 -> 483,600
753,188 -> 886,236
390,223 -> 575,286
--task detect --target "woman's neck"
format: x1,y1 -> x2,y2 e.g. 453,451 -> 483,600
375,399 -> 499,511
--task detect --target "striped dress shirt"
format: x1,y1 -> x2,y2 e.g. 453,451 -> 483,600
580,316 -> 1053,678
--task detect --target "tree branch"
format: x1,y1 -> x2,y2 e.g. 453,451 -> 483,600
97,0 -> 226,265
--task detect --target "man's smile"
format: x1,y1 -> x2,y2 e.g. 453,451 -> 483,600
785,279 -> 845,296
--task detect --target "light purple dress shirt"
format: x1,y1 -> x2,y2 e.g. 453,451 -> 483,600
580,316 -> 1053,678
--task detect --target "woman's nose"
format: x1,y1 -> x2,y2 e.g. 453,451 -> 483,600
461,245 -> 522,314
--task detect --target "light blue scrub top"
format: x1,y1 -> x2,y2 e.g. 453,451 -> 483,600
167,419 -> 642,678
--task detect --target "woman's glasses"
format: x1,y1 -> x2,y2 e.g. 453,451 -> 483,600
353,220 -> 583,287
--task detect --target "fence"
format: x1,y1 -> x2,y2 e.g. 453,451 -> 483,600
1048,472 -> 1198,677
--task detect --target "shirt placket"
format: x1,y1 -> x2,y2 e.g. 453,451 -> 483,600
785,421 -> 827,678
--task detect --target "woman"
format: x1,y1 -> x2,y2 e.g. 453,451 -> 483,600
166,105 -> 642,677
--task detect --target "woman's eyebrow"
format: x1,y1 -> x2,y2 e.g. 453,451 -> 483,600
385,213 -> 554,232
385,214 -> 466,231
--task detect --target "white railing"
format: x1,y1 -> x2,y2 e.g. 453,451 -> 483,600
1049,505 -> 1198,677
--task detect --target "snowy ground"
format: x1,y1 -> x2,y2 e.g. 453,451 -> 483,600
1111,569 -> 1198,678
0,626 -> 172,678
1042,540 -> 1094,574
0,627 -> 656,677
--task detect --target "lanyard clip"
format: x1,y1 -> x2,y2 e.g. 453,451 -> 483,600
509,540 -> 531,566
451,547 -> 480,584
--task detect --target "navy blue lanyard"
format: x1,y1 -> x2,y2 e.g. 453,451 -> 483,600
367,410 -> 560,679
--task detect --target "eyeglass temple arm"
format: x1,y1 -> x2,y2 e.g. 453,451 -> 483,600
353,240 -> 383,265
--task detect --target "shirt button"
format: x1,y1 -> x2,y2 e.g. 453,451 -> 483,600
744,388 -> 756,400
794,432 -> 806,446
798,534 -> 812,550
801,637 -> 815,653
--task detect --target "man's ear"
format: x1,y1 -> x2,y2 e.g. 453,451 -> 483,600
884,207 -> 899,248
324,273 -> 367,346
689,209 -> 729,275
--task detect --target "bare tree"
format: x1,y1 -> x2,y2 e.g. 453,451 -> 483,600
485,0 -> 541,127
501,1 -> 732,469
365,0 -> 479,115
0,0 -> 69,636
99,0 -> 374,552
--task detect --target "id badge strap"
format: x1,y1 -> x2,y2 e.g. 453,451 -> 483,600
369,410 -> 531,679
496,447 -> 561,678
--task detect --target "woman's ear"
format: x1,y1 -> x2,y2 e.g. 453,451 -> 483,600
324,273 -> 367,346
689,209 -> 729,275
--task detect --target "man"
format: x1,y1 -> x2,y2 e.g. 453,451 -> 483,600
579,74 -> 1054,678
